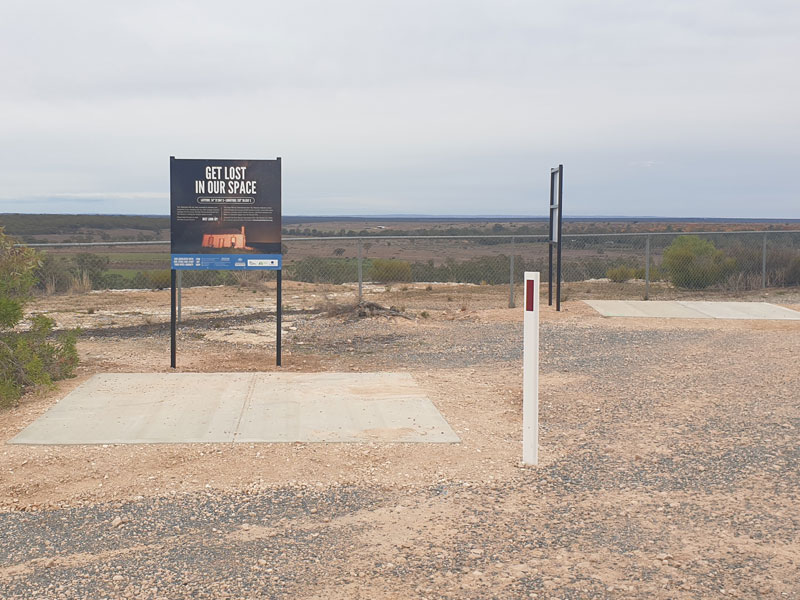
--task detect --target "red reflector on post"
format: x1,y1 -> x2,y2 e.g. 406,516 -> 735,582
526,279 -> 535,311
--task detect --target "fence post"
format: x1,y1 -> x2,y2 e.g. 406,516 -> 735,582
762,232 -> 767,289
357,238 -> 363,304
644,235 -> 650,300
176,270 -> 182,323
509,237 -> 515,308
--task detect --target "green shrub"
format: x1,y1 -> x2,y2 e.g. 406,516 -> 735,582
633,265 -> 663,281
662,236 -> 736,289
35,253 -> 74,294
448,256 -> 507,284
99,273 -> 131,289
0,232 -> 38,321
0,315 -> 79,405
73,253 -> 110,288
147,270 -> 171,290
369,259 -> 412,282
288,257 -> 359,284
129,270 -> 172,289
410,259 -> 452,283
606,265 -> 637,283
0,229 -> 79,407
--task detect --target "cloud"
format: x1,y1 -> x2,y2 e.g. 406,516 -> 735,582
47,192 -> 168,201
0,1 -> 798,217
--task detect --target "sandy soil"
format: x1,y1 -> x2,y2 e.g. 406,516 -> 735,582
1,282 -> 799,598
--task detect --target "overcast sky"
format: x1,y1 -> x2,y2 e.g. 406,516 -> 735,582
1,0 -> 798,217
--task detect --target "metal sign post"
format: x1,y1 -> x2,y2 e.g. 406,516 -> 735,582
169,156 -> 282,368
170,269 -> 177,369
276,269 -> 282,367
523,271 -> 540,465
548,164 -> 564,311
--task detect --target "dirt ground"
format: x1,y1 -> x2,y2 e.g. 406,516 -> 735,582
1,282 -> 799,599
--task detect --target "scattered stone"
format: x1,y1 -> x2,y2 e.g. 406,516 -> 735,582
656,553 -> 673,561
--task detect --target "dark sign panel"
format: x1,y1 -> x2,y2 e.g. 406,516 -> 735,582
170,157 -> 281,270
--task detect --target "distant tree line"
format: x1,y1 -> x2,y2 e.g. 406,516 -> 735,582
0,214 -> 168,236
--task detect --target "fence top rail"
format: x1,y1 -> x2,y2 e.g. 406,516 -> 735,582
13,229 -> 800,248
285,234 -> 550,241
563,230 -> 800,238
17,240 -> 170,248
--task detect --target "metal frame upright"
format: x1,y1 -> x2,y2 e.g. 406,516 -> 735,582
548,164 -> 564,311
169,156 -> 282,369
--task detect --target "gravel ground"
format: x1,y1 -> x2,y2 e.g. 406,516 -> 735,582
1,286 -> 798,599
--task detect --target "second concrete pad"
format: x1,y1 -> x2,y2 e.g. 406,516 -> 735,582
585,300 -> 800,320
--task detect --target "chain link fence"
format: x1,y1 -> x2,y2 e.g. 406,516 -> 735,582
22,230 -> 800,305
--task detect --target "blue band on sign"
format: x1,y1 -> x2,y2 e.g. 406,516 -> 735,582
171,254 -> 282,270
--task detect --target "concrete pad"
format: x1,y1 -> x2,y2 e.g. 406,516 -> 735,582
9,373 -> 460,445
586,300 -> 704,319
677,301 -> 800,320
585,300 -> 800,320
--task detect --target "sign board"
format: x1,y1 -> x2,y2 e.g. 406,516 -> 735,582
170,157 -> 282,270
523,271 -> 540,465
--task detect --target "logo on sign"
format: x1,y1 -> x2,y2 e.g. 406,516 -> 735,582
247,259 -> 278,267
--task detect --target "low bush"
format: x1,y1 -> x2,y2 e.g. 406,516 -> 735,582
662,236 -> 736,289
785,257 -> 800,286
369,259 -> 412,283
129,270 -> 172,290
0,315 -> 79,405
289,257 -> 360,284
99,273 -> 131,289
147,270 -> 171,290
74,253 -> 110,287
634,265 -> 664,281
0,229 -> 78,406
35,254 -> 74,294
606,265 -> 637,283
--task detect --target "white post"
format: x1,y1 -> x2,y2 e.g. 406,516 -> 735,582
523,271 -> 540,466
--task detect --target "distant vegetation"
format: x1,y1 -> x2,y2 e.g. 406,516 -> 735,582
0,214 -> 168,243
2,214 -> 798,293
283,223 -> 547,240
20,236 -> 800,293
280,220 -> 800,239
3,213 -> 799,245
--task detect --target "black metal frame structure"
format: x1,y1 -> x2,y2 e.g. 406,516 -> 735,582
548,164 -> 564,311
168,155 -> 282,369
170,271 -> 281,369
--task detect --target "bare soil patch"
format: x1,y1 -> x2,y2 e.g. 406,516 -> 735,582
1,283 -> 799,599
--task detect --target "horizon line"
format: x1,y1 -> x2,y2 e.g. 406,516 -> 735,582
2,212 -> 800,222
